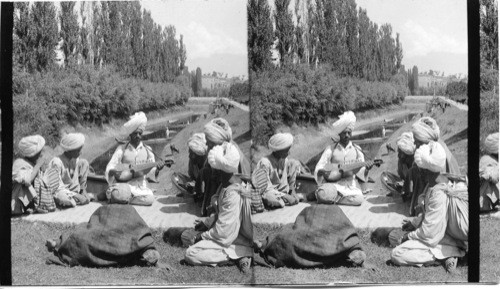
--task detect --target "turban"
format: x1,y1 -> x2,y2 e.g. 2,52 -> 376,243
484,132 -> 499,155
124,112 -> 147,135
18,135 -> 45,157
414,141 -> 446,173
204,118 -> 232,145
412,117 -> 440,143
331,111 -> 356,142
397,132 -> 416,155
60,133 -> 85,152
268,132 -> 294,152
188,133 -> 208,156
207,142 -> 240,173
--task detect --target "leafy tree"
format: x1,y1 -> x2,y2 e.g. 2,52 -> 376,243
248,0 -> 274,73
480,0 -> 498,69
179,34 -> 187,71
196,67 -> 203,96
395,33 -> 403,72
274,0 -> 295,67
130,1 -> 144,77
29,2 -> 59,72
60,2 -> 80,67
13,2 -> 32,71
79,1 -> 92,64
412,65 -> 419,94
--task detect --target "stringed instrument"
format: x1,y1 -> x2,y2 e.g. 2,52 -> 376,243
112,159 -> 175,182
318,159 -> 383,183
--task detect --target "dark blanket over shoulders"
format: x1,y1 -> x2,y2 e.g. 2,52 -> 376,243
261,204 -> 362,268
54,204 -> 156,267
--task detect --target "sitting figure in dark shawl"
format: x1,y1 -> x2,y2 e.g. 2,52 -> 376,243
479,132 -> 499,213
187,133 -> 208,201
45,204 -> 163,268
253,204 -> 366,269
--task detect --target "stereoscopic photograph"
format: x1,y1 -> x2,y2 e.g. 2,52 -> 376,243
1,0 -> 498,286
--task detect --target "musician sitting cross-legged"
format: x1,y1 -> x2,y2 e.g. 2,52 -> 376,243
104,112 -> 165,206
314,111 -> 374,206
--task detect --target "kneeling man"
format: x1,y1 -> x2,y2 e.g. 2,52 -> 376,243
391,141 -> 468,273
184,142 -> 253,273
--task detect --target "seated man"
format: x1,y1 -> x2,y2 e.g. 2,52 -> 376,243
48,133 -> 91,208
408,117 -> 461,215
391,141 -> 468,273
187,133 -> 207,200
397,132 -> 416,200
199,117 -> 250,215
105,112 -> 164,206
252,132 -> 301,209
184,142 -> 253,273
479,132 -> 498,212
314,111 -> 372,206
12,135 -> 47,215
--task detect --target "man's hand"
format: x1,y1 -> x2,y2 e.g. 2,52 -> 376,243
194,219 -> 208,232
402,219 -> 416,231
156,163 -> 165,171
193,232 -> 203,244
401,233 -> 410,243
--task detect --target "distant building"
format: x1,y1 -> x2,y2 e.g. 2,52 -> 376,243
201,75 -> 246,91
418,74 -> 451,89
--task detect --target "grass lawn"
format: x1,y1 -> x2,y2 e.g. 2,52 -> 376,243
11,218 -> 469,285
480,216 -> 500,282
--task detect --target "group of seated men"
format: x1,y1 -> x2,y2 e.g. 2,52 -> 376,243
11,112 -> 167,214
182,111 -> 475,273
12,133 -> 92,215
13,108 -> 494,274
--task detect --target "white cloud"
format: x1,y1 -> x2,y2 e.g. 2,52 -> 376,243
183,22 -> 246,60
402,19 -> 467,58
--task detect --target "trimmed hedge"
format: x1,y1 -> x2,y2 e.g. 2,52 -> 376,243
13,65 -> 191,148
250,65 -> 408,145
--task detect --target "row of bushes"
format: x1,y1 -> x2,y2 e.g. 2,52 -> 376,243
250,65 -> 408,145
13,65 -> 192,147
480,68 -> 499,154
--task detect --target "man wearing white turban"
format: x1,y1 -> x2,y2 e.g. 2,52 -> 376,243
48,133 -> 91,208
187,133 -> 208,200
408,116 -> 461,216
12,135 -> 47,215
184,142 -> 254,273
199,117 -> 251,215
105,112 -> 164,206
479,132 -> 499,212
252,132 -> 301,209
314,111 -> 372,206
391,141 -> 468,273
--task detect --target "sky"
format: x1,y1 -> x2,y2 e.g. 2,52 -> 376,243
356,0 -> 468,77
141,0 -> 248,78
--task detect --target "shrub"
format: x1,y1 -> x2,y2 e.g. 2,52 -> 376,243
13,65 -> 190,150
250,65 -> 408,145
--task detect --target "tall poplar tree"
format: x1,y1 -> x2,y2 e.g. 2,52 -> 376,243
60,1 -> 80,67
274,0 -> 295,67
29,2 -> 59,71
248,0 -> 274,73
